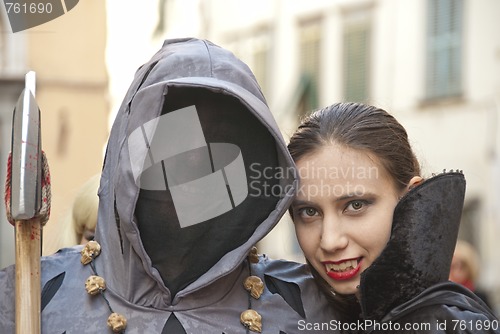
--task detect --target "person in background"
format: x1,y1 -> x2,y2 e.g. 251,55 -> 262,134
57,174 -> 100,247
450,239 -> 493,309
288,102 -> 499,333
72,174 -> 99,244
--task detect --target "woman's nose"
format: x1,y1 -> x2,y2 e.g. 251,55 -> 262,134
319,216 -> 348,252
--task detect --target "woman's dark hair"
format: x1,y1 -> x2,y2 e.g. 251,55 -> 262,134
288,102 -> 420,189
287,102 -> 421,324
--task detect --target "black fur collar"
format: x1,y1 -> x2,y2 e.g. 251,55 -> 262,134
359,171 -> 466,321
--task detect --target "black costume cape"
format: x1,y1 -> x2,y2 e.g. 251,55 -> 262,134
359,172 -> 499,333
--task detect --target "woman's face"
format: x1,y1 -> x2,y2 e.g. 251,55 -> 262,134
292,144 -> 403,296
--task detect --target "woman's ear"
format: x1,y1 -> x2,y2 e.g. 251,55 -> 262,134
407,176 -> 423,191
399,176 -> 423,199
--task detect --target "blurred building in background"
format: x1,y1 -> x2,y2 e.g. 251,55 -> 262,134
0,0 -> 108,261
1,0 -> 499,314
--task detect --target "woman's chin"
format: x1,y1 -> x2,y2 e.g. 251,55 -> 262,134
328,281 -> 360,296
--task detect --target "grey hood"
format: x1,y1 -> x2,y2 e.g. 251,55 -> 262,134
95,37 -> 296,307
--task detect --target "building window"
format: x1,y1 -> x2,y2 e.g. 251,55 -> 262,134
251,34 -> 270,97
342,7 -> 372,103
425,0 -> 463,100
297,19 -> 321,114
223,29 -> 270,97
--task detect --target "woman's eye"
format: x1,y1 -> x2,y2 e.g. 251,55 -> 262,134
297,207 -> 319,218
345,200 -> 367,213
304,208 -> 317,216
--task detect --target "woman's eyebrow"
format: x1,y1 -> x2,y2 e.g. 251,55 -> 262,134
336,192 -> 377,202
292,192 -> 378,207
291,199 -> 313,207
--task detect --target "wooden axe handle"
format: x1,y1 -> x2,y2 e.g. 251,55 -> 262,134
15,219 -> 41,334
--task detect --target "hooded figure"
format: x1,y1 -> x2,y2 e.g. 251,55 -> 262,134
0,38 -> 337,333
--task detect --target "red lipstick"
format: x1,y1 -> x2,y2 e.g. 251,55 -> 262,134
323,258 -> 362,281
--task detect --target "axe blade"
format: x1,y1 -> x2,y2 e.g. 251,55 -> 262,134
10,72 -> 42,220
